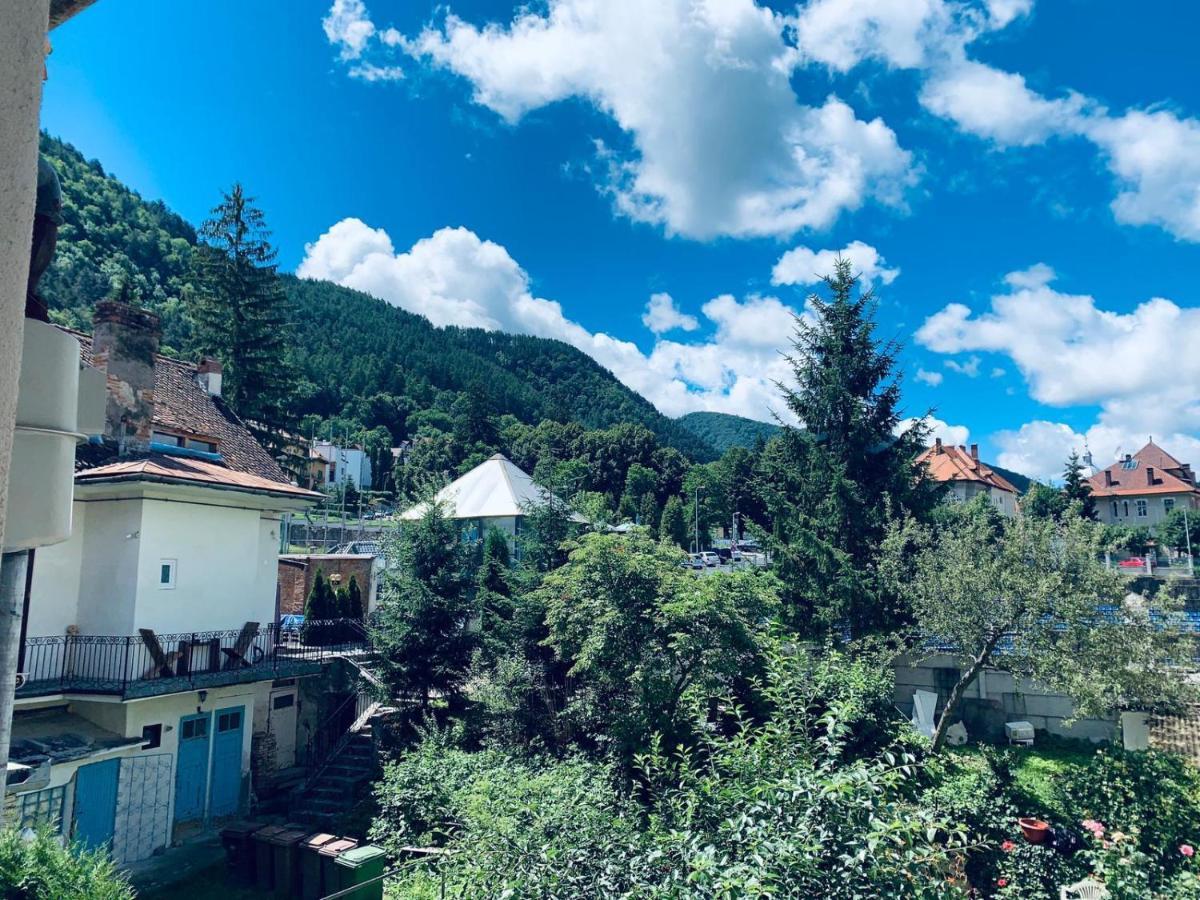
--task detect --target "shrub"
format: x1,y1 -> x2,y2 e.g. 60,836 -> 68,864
994,840 -> 1088,900
0,827 -> 134,900
1060,748 -> 1200,864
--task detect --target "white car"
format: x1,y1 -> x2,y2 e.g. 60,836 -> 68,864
700,551 -> 720,567
686,553 -> 705,570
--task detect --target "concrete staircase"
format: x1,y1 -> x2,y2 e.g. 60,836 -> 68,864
289,720 -> 380,830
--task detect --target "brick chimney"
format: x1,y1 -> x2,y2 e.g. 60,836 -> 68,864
934,437 -> 943,453
1104,469 -> 1114,487
196,356 -> 223,398
91,300 -> 160,454
970,443 -> 979,460
1146,466 -> 1156,486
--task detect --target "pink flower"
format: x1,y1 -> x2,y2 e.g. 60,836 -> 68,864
1082,819 -> 1105,838
997,878 -> 1008,888
1001,841 -> 1015,852
1181,844 -> 1195,858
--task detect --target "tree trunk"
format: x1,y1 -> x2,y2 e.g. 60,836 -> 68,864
930,630 -> 1005,752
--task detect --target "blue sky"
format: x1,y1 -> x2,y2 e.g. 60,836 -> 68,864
41,0 -> 1200,479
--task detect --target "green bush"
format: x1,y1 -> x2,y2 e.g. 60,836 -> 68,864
0,827 -> 134,900
994,841 -> 1088,900
1060,748 -> 1200,863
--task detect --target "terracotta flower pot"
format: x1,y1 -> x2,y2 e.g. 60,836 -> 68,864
1018,817 -> 1051,844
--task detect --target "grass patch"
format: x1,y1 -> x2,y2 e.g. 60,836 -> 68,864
944,739 -> 1099,821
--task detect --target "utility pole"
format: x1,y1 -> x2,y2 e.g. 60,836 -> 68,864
1185,503 -> 1194,577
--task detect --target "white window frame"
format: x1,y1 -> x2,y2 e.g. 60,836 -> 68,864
1136,499 -> 1148,518
158,558 -> 177,590
1164,497 -> 1176,513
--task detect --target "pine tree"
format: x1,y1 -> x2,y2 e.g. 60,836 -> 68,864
638,492 -> 659,537
302,569 -> 332,644
346,575 -> 365,621
1062,451 -> 1096,520
476,527 -> 515,665
190,184 -> 294,459
760,258 -> 942,632
659,495 -> 688,548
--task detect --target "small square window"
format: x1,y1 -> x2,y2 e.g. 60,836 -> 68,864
159,559 -> 176,589
1165,498 -> 1176,513
272,694 -> 295,710
218,711 -> 241,733
141,723 -> 162,749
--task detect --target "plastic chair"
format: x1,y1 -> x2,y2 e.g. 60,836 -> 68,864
1060,878 -> 1109,899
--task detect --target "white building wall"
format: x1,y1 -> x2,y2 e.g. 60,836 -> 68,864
26,501 -> 85,636
134,499 -> 277,634
74,500 -> 142,636
1098,492 -> 1191,529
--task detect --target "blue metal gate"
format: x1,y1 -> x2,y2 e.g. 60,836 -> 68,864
73,758 -> 120,851
174,712 -> 211,822
208,705 -> 245,817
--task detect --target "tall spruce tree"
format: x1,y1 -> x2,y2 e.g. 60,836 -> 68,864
1062,450 -> 1097,520
759,258 -> 942,632
659,495 -> 688,549
191,184 -> 293,458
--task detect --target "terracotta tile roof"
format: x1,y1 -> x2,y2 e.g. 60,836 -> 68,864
915,442 -> 1019,494
76,454 -> 321,500
70,331 -> 289,484
1149,705 -> 1200,766
1088,441 -> 1198,497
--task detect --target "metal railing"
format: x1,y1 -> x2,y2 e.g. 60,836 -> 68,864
16,619 -> 369,700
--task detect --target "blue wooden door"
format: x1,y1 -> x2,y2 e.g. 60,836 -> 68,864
74,759 -> 119,851
208,706 -> 245,817
174,712 -> 211,822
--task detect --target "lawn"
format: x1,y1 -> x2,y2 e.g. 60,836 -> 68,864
945,739 -> 1099,821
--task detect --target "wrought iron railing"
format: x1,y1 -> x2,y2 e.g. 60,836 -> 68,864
16,619 -> 369,700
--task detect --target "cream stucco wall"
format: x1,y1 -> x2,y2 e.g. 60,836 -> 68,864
29,492 -> 284,638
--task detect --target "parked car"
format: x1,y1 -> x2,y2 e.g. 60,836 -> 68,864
700,551 -> 720,567
713,546 -> 733,562
686,553 -> 705,570
1118,556 -> 1147,569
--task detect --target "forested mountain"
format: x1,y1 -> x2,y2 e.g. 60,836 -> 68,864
37,133 -> 713,462
677,411 -> 781,454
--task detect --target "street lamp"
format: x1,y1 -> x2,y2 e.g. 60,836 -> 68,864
693,486 -> 703,554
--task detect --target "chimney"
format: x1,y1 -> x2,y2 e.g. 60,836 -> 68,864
1146,466 -> 1155,486
934,437 -> 943,453
91,300 -> 160,454
196,356 -> 223,398
1104,469 -> 1113,487
970,443 -> 979,460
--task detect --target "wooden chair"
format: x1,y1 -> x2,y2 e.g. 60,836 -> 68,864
221,621 -> 260,670
138,628 -> 175,678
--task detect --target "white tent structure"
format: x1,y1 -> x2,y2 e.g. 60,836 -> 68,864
399,453 -> 586,540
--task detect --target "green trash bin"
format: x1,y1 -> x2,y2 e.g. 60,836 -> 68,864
333,845 -> 388,900
219,821 -> 264,885
253,825 -> 288,892
319,838 -> 359,896
300,833 -> 337,900
268,827 -> 310,899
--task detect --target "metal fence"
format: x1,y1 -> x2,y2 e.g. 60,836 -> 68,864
17,619 -> 369,700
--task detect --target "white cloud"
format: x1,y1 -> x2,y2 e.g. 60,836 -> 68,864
919,61 -> 1088,146
901,415 -> 969,446
323,0 -> 376,60
918,263 -> 1200,476
992,420 -> 1084,481
915,368 -> 944,386
642,293 -> 699,335
1084,109 -> 1200,241
348,63 -> 405,82
990,366 -> 1006,378
336,0 -> 914,240
771,240 -> 900,290
944,355 -> 981,377
299,218 -> 802,421
792,0 -> 960,72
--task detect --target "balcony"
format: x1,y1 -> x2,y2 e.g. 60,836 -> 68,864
16,620 -> 369,701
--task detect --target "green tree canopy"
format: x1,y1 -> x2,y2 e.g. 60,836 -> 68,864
760,258 -> 942,632
1062,450 -> 1097,519
884,498 -> 1196,750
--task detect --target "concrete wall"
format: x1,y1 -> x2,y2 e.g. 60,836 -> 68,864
895,654 -> 1118,743
74,499 -> 142,635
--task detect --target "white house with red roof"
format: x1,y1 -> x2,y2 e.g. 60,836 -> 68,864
7,302 -> 328,864
915,439 -> 1021,517
1089,440 -> 1200,528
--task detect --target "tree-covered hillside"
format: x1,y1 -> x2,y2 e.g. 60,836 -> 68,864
36,133 -> 713,462
677,411 -> 781,454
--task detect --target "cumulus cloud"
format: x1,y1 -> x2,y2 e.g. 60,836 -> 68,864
901,415 -> 970,446
915,368 -> 944,387
771,240 -> 900,290
917,263 -> 1200,477
944,355 -> 981,377
992,420 -> 1085,481
327,0 -> 914,240
299,218 -> 802,421
323,0 -> 376,60
642,293 -> 699,335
